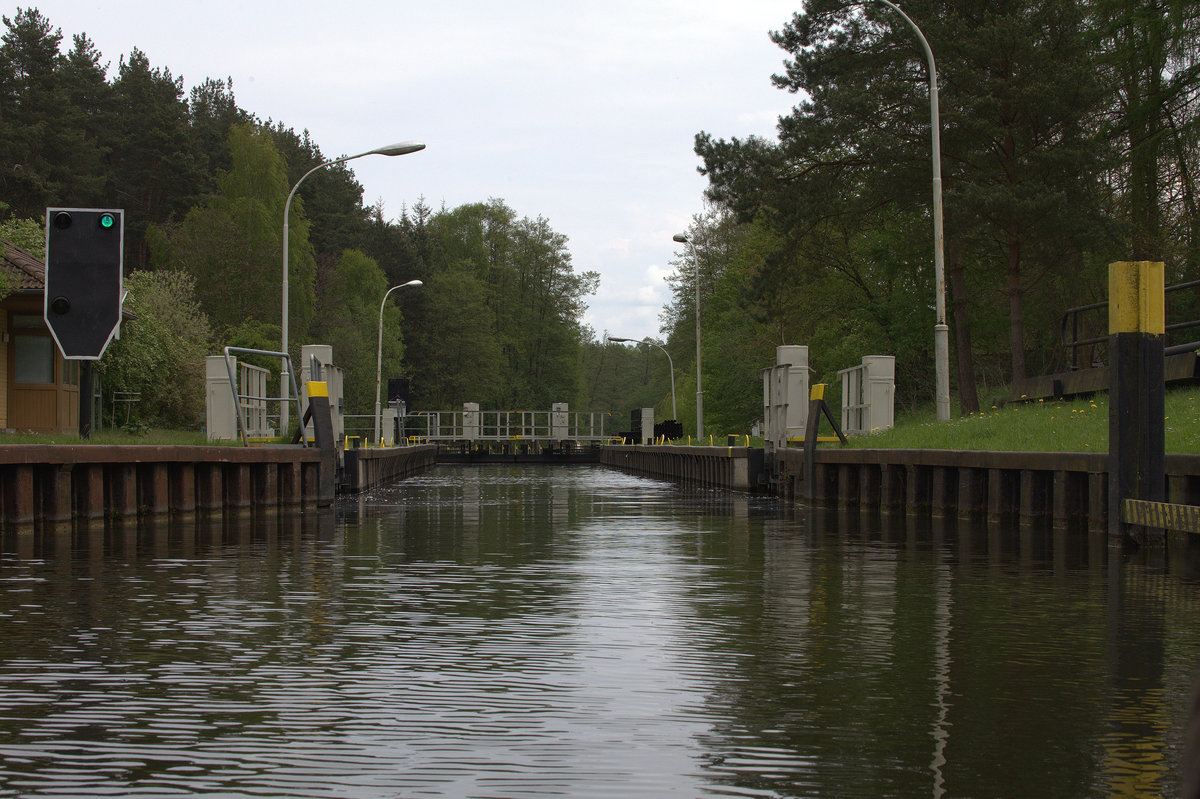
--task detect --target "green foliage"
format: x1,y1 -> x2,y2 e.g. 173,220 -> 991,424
310,248 -> 399,414
223,319 -> 282,373
401,200 -> 596,409
108,48 -> 203,267
7,6 -> 1200,436
150,123 -> 316,345
659,206 -> 940,434
97,270 -> 212,429
413,263 -> 503,407
1092,0 -> 1200,265
0,12 -> 591,422
674,0 -> 1200,426
0,428 -> 222,445
0,208 -> 43,257
0,9 -> 103,215
270,124 -> 370,257
582,339 -> 680,430
189,77 -> 251,188
0,209 -> 40,300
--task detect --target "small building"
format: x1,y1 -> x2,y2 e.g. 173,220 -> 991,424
0,240 -> 80,434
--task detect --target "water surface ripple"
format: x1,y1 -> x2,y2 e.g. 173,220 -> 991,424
1,464 -> 1198,797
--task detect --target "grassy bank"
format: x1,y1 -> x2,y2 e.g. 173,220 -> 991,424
5,386 -> 1199,455
844,386 -> 1200,454
0,429 -> 217,446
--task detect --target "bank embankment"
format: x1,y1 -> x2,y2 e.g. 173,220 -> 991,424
0,444 -> 325,527
603,444 -> 1200,530
600,445 -> 764,493
342,445 -> 438,492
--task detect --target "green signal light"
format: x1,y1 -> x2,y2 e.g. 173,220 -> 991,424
99,213 -> 116,229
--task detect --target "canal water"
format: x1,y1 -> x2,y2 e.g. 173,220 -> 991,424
1,463 -> 1199,798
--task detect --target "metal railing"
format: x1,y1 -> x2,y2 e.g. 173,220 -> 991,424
839,363 -> 869,436
1060,280 -> 1200,370
402,409 -> 610,443
222,346 -> 304,446
343,414 -> 375,447
111,391 -> 140,427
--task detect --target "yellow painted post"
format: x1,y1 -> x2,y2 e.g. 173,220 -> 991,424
1108,261 -> 1165,539
1109,261 -> 1165,337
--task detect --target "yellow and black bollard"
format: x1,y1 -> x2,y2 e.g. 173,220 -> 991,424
306,381 -> 337,507
802,383 -> 847,501
1108,261 -> 1165,539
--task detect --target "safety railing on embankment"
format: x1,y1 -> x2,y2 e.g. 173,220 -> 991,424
0,444 -> 327,528
404,409 -> 610,445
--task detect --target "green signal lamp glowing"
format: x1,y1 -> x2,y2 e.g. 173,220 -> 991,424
98,213 -> 116,229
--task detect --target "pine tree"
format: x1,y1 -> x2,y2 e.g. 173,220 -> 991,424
108,48 -> 202,267
698,0 -> 1111,404
0,9 -> 101,214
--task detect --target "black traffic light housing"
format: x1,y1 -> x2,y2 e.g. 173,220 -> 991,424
44,208 -> 124,360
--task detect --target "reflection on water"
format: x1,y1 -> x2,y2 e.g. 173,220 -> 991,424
1,464 -> 1199,797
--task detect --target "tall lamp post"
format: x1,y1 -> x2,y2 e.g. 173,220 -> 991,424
673,232 -> 704,439
873,0 -> 949,421
607,336 -> 676,419
374,279 -> 423,446
280,140 -> 426,433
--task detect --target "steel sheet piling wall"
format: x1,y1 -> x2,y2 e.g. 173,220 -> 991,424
342,445 -> 438,493
600,445 -> 762,492
776,448 -> 1200,528
11,442 -> 1200,528
602,444 -> 1200,528
0,445 -> 324,528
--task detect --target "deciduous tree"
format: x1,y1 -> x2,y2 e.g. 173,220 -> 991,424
149,123 -> 316,347
97,269 -> 212,429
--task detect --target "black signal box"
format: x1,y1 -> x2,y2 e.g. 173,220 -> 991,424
44,208 -> 124,359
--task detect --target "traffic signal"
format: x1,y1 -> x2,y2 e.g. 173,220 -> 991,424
44,208 -> 124,359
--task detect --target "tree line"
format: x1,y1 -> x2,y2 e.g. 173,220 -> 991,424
0,8 -> 622,430
658,0 -> 1200,436
10,2 -> 1173,439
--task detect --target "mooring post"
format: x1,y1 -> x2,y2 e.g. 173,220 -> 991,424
306,381 -> 337,507
1107,261 -> 1165,539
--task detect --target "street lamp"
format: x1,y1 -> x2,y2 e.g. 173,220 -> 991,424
673,232 -> 704,439
607,336 -> 676,419
374,279 -> 423,445
872,0 -> 949,421
280,140 -> 426,433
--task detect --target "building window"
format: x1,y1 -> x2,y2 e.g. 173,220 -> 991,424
12,314 -> 44,330
14,334 -> 55,384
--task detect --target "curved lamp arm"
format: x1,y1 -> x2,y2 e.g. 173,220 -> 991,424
374,279 -> 424,445
280,141 -> 426,432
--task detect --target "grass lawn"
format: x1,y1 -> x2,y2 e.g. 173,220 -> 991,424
0,428 -> 219,446
843,385 -> 1200,454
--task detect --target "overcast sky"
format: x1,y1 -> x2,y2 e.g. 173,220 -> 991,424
26,0 -> 802,342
